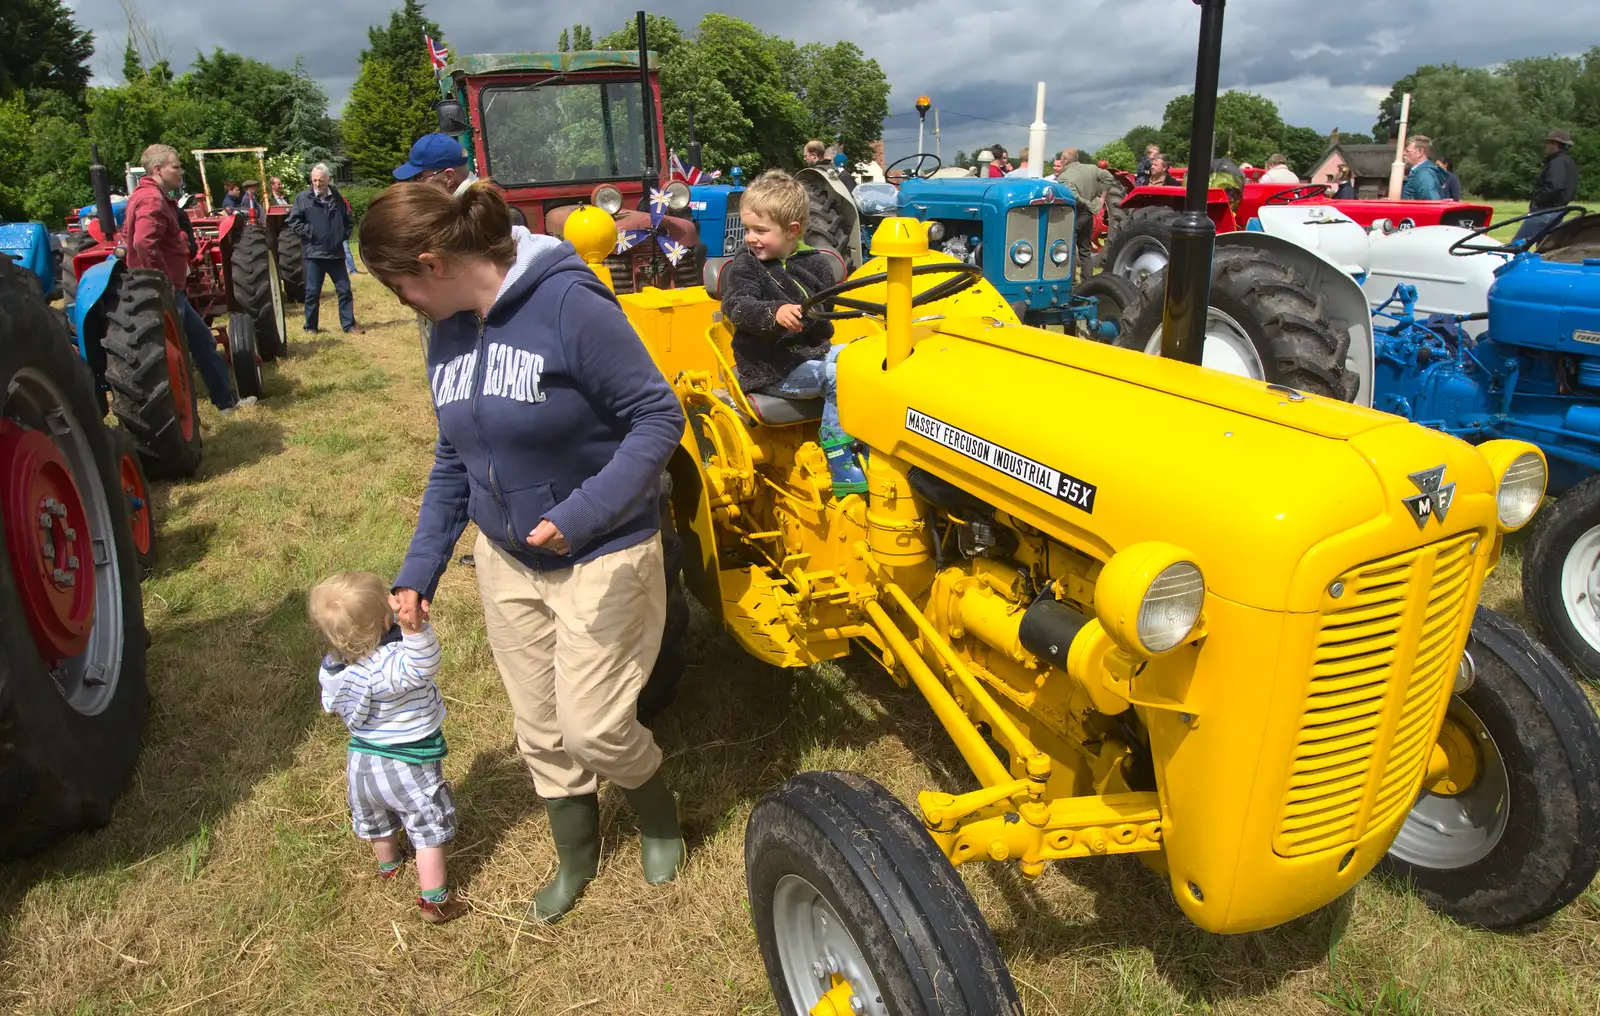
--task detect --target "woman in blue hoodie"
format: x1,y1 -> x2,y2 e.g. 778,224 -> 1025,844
360,183 -> 688,924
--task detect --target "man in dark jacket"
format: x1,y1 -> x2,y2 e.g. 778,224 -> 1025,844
287,162 -> 363,333
1513,129 -> 1581,247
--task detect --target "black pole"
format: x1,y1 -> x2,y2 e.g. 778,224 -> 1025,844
1160,0 -> 1225,364
687,100 -> 702,171
89,144 -> 116,243
636,10 -> 657,191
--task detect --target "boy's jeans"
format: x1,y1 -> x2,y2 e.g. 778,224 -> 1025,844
174,291 -> 237,410
771,344 -> 845,437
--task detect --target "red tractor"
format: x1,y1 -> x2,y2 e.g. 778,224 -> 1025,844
1095,164 -> 1493,284
431,14 -> 702,294
62,146 -> 289,480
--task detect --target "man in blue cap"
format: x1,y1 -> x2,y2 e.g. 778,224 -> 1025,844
393,132 -> 478,196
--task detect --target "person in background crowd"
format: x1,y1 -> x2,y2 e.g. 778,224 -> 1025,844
241,180 -> 264,219
1436,157 -> 1462,201
394,132 -> 479,197
987,144 -> 1011,177
803,140 -> 827,166
269,176 -> 291,207
1400,135 -> 1449,200
1512,129 -> 1581,247
1146,154 -> 1173,187
1259,153 -> 1299,184
288,162 -> 363,334
1006,147 -> 1040,177
119,144 -> 251,414
1135,143 -> 1159,186
1055,148 -> 1114,264
886,169 -> 906,186
220,180 -> 242,210
1332,163 -> 1357,199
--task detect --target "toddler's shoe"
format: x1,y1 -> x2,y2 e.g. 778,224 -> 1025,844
418,891 -> 468,923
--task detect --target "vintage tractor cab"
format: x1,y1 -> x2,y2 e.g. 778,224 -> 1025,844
578,4 -> 1600,1009
435,15 -> 702,295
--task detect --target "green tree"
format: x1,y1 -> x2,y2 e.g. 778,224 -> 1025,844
0,0 -> 94,103
785,41 -> 889,168
1160,89 -> 1283,165
952,150 -> 971,170
1095,138 -> 1136,172
1280,125 -> 1327,177
597,15 -> 684,57
343,1 -> 447,181
1373,63 -> 1526,197
557,25 -> 594,51
362,0 -> 442,68
273,59 -> 339,165
0,96 -> 32,220
1122,124 -> 1163,156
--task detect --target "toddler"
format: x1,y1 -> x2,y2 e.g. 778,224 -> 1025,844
309,570 -> 465,923
718,168 -> 866,497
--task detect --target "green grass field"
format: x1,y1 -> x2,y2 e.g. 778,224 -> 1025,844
1,274 -> 1597,1015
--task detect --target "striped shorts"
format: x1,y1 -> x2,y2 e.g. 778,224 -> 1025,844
345,750 -> 457,848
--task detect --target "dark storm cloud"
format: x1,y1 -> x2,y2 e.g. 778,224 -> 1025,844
65,0 -> 1594,163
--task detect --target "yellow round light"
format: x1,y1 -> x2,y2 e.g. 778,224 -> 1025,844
1476,440 -> 1548,531
564,204 -> 619,265
1093,542 -> 1206,657
916,95 -> 932,113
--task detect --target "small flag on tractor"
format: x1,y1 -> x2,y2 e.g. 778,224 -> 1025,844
669,151 -> 702,186
616,188 -> 690,266
425,34 -> 449,70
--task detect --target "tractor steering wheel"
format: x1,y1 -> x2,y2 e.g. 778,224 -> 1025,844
800,262 -> 983,320
886,153 -> 942,180
1449,205 -> 1589,257
1264,184 -> 1332,206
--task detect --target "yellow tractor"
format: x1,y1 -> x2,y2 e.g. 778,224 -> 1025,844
560,6 -> 1600,1013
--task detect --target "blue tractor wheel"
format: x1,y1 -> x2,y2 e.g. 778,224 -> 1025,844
1522,475 -> 1600,682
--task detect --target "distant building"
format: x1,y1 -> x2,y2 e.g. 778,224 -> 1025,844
1307,130 -> 1398,199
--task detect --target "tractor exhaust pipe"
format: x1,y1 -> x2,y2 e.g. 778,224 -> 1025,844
1160,0 -> 1226,365
89,143 -> 116,244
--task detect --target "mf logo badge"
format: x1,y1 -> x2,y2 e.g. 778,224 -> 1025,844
1402,466 -> 1456,529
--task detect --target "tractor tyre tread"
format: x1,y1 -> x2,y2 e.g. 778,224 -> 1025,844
230,224 -> 282,360
1522,473 -> 1600,682
1097,204 -> 1181,279
100,269 -> 203,480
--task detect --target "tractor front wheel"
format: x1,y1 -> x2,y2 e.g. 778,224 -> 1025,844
0,256 -> 148,857
102,268 -> 203,480
746,771 -> 1021,1016
227,312 -> 265,401
1115,247 -> 1359,401
1522,474 -> 1600,682
1379,607 -> 1600,928
1097,205 -> 1180,284
1073,272 -> 1140,343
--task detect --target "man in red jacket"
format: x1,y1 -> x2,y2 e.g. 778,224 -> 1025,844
119,144 -> 249,412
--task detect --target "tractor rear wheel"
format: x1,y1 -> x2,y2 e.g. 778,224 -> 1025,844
1115,247 -> 1359,401
1073,272 -> 1140,343
227,311 -> 265,401
1379,607 -> 1600,928
0,256 -> 148,858
230,224 -> 284,361
275,228 -> 305,306
638,473 -> 688,725
1098,205 -> 1180,284
746,771 -> 1021,1016
799,175 -> 853,267
1521,474 -> 1600,682
108,427 -> 155,576
102,268 -> 203,480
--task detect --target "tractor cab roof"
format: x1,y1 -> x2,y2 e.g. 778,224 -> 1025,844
446,50 -> 660,79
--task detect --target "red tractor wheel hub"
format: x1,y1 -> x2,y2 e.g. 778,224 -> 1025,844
0,420 -> 94,664
119,449 -> 151,557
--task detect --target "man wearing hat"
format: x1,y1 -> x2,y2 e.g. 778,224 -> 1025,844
1513,129 -> 1581,246
393,132 -> 478,196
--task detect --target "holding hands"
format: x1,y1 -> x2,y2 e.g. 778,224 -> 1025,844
390,588 -> 430,633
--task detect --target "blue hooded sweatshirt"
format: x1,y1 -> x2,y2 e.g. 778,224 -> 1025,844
394,229 -> 686,600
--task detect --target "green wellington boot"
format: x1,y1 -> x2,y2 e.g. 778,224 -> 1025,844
620,772 -> 686,884
818,431 -> 869,498
528,794 -> 601,923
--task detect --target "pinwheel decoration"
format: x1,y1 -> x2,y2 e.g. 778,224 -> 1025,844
615,187 -> 690,267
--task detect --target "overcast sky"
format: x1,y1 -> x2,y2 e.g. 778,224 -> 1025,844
65,0 -> 1598,165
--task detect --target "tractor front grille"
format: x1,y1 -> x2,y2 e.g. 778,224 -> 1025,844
722,191 -> 744,255
1273,531 -> 1479,858
603,250 -> 702,295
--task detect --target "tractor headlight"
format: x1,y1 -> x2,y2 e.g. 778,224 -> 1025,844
1094,542 -> 1206,657
1049,239 -> 1071,265
1498,452 -> 1547,529
926,221 -> 946,244
1009,240 -> 1034,266
665,180 -> 692,211
592,184 -> 624,216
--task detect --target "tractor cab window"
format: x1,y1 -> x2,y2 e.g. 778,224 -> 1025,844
480,81 -> 647,188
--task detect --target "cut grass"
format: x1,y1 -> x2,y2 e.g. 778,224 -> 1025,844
2,275 -> 1598,1015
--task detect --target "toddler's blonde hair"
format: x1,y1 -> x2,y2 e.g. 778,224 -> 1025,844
309,571 -> 393,665
742,169 -> 809,233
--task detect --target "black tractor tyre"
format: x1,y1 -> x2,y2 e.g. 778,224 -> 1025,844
800,177 -> 852,265
227,311 -> 265,401
1378,607 -> 1600,928
230,223 -> 283,361
1521,474 -> 1600,682
1097,204 -> 1181,282
0,257 -> 149,857
746,771 -> 1022,1016
1102,181 -> 1128,233
1115,247 -> 1359,401
639,472 -> 689,725
275,228 -> 305,307
102,268 -> 203,480
59,233 -> 95,335
109,426 -> 157,576
1073,272 -> 1141,343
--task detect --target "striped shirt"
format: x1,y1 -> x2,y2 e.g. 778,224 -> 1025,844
318,625 -> 446,746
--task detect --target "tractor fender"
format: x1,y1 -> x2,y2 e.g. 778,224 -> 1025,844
70,255 -> 121,355
1251,205 -> 1371,277
1216,231 -> 1375,407
1363,225 -> 1502,339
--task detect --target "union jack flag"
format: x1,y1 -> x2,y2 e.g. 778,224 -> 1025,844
425,34 -> 449,70
669,151 -> 703,186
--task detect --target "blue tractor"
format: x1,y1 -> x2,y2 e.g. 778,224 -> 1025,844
1365,206 -> 1600,680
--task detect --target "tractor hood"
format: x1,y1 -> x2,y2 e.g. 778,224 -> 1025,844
896,176 -> 1076,220
1487,253 -> 1600,354
837,318 -> 1499,613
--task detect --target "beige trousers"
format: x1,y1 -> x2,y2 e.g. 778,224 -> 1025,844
474,531 -> 666,798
